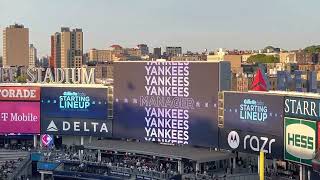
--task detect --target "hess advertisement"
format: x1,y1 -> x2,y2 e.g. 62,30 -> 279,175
220,129 -> 283,158
0,102 -> 40,134
41,87 -> 108,119
284,117 -> 316,166
113,61 -> 222,147
223,92 -> 284,137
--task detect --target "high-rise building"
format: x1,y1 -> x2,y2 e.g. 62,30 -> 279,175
60,27 -> 83,68
50,28 -> 82,68
50,32 -> 61,68
153,47 -> 161,59
3,24 -> 29,67
29,44 -> 37,67
166,47 -> 182,56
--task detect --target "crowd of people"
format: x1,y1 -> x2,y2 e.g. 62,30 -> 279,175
101,153 -> 178,175
65,161 -> 110,176
0,159 -> 24,179
0,142 -> 303,180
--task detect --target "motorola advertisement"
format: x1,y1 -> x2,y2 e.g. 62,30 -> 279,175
220,128 -> 283,158
113,61 -> 223,147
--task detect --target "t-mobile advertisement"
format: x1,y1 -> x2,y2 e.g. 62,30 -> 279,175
113,61 -> 222,147
41,87 -> 108,119
0,102 -> 40,134
223,92 -> 284,137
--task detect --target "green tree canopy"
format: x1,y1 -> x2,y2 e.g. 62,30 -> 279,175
304,45 -> 320,53
247,54 -> 279,64
16,75 -> 27,83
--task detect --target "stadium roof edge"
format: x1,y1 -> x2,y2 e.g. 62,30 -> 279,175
0,83 -> 111,88
85,139 -> 235,163
222,90 -> 320,99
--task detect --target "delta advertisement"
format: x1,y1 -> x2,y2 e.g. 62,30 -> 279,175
41,87 -> 108,119
0,86 -> 40,101
223,92 -> 284,137
113,61 -> 222,147
41,117 -> 112,137
220,129 -> 283,158
41,87 -> 110,137
0,102 -> 40,134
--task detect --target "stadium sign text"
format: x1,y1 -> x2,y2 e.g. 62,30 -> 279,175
239,99 -> 268,122
0,87 -> 40,101
227,130 -> 275,154
0,67 -> 95,84
284,117 -> 316,166
59,91 -> 91,110
47,120 -> 109,133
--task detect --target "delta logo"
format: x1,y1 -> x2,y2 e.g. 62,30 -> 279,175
285,117 -> 316,166
239,99 -> 268,122
46,120 -> 109,133
59,91 -> 90,110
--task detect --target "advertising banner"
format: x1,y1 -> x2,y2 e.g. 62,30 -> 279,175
220,128 -> 283,158
41,87 -> 108,119
41,117 -> 112,137
41,134 -> 54,147
284,117 -> 316,166
284,96 -> 320,121
113,61 -> 222,147
223,92 -> 284,137
0,102 -> 40,134
0,86 -> 40,101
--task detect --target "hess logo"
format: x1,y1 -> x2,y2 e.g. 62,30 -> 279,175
286,123 -> 315,159
227,130 -> 275,154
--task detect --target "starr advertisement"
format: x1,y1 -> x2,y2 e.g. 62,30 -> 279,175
284,96 -> 320,166
284,96 -> 320,121
113,61 -> 231,147
0,102 -> 40,134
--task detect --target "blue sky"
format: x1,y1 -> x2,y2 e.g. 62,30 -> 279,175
1,0 -> 320,56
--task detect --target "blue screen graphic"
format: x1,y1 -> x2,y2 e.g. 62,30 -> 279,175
41,87 -> 108,119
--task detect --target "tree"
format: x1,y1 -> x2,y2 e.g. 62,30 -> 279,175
247,54 -> 279,64
304,45 -> 320,53
16,75 -> 27,83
